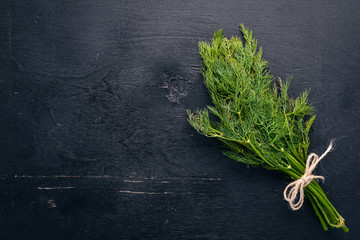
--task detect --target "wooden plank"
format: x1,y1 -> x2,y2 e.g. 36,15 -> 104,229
1,0 -> 359,239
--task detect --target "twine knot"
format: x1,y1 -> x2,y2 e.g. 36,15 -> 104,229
283,140 -> 334,210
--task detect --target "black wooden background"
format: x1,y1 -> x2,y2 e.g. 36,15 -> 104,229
1,1 -> 360,239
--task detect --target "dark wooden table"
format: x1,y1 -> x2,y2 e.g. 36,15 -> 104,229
1,1 -> 359,239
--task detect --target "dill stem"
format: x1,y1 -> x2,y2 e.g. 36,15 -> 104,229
283,150 -> 305,172
280,167 -> 348,232
307,191 -> 328,231
248,141 -> 275,168
290,155 -> 346,224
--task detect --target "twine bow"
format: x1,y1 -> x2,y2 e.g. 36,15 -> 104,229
283,141 -> 334,210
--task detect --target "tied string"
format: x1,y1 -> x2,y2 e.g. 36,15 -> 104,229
283,141 -> 334,210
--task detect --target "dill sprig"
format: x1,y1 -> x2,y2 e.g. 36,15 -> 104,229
187,24 -> 348,232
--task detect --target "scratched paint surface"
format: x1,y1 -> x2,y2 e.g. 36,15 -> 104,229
1,1 -> 360,239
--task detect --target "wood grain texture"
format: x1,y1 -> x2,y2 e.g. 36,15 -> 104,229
1,0 -> 359,239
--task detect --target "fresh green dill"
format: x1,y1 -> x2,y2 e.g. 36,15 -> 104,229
187,24 -> 348,232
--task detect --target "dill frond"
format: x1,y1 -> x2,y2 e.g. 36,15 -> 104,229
187,24 -> 348,232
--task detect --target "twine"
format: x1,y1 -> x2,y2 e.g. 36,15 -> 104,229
283,140 -> 334,210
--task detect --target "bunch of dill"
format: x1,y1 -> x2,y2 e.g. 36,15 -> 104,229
187,25 -> 348,232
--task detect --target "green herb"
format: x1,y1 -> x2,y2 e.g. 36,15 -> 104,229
187,24 -> 348,232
